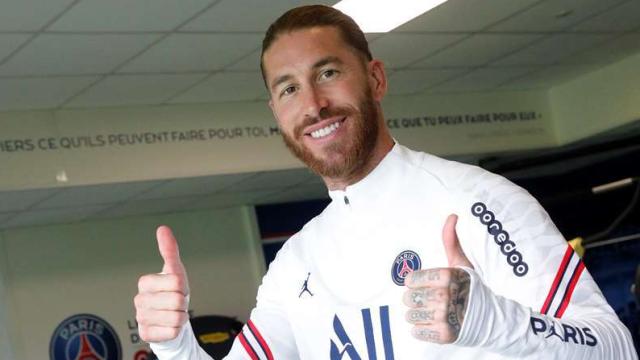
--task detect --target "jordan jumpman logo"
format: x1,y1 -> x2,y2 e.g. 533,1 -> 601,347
299,272 -> 314,298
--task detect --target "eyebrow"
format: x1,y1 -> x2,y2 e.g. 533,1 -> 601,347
270,56 -> 344,92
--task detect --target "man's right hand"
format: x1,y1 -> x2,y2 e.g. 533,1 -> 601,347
134,225 -> 190,342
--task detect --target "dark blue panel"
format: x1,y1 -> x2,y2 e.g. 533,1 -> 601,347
255,199 -> 330,238
583,229 -> 640,353
256,199 -> 330,267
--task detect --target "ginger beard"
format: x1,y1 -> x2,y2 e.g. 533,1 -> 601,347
280,87 -> 380,180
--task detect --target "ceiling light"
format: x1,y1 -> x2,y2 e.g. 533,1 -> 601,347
56,170 -> 68,183
333,0 -> 449,33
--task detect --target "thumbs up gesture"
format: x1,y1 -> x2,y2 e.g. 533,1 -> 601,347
403,214 -> 472,344
134,226 -> 190,342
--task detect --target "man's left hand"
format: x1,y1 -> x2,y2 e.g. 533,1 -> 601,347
403,214 -> 472,344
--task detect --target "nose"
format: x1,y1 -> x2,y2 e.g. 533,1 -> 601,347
302,85 -> 329,120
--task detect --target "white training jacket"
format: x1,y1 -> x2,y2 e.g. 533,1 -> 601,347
152,143 -> 637,359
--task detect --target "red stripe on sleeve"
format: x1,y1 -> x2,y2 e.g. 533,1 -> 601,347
555,261 -> 585,318
238,332 -> 259,360
540,245 -> 574,314
248,320 -> 274,360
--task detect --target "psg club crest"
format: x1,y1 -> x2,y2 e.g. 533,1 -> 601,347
391,250 -> 422,286
50,313 -> 122,360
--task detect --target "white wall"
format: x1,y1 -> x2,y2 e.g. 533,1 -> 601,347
0,205 -> 265,360
385,89 -> 555,155
550,52 -> 640,144
0,102 -> 297,191
0,89 -> 555,192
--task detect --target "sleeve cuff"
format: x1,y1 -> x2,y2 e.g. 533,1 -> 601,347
149,322 -> 193,354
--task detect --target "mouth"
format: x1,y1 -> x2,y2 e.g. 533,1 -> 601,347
304,117 -> 346,140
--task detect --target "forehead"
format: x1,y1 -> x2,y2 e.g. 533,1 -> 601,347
262,27 -> 355,81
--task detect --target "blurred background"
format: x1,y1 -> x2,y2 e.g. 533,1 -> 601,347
0,0 -> 638,358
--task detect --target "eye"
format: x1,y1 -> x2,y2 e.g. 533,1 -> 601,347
280,85 -> 297,97
319,69 -> 338,80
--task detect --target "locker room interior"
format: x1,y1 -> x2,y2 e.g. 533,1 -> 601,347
0,0 -> 639,359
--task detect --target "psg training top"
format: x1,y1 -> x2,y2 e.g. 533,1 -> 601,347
152,143 -> 637,359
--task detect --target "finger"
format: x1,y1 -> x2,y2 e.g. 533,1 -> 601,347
134,292 -> 189,312
403,293 -> 451,316
136,308 -> 189,328
138,273 -> 188,295
139,325 -> 183,343
442,214 -> 473,268
412,323 -> 456,344
405,268 -> 454,289
156,225 -> 185,275
405,307 -> 447,325
403,287 -> 449,308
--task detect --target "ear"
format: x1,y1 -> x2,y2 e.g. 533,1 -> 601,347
368,59 -> 387,102
267,98 -> 282,127
268,97 -> 275,112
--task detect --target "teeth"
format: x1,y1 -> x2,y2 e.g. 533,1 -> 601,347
310,121 -> 341,139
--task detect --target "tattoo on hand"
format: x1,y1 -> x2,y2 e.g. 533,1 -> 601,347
410,288 -> 441,307
408,309 -> 435,322
414,328 -> 441,342
410,270 -> 441,284
411,291 -> 425,306
405,269 -> 471,343
447,270 -> 470,337
447,303 -> 461,332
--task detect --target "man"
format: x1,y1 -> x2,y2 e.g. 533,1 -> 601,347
134,5 -> 637,359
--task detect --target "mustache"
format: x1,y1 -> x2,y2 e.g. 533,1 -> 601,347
293,106 -> 355,137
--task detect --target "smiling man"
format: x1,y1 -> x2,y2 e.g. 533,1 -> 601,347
265,26 -> 391,190
134,5 -> 637,359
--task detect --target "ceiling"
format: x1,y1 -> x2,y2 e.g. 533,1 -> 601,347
1,0 -> 639,110
1,0 -> 640,230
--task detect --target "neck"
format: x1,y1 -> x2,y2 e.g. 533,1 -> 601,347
323,129 -> 394,191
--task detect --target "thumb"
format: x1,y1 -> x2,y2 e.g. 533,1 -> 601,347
156,225 -> 185,275
442,214 -> 473,268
